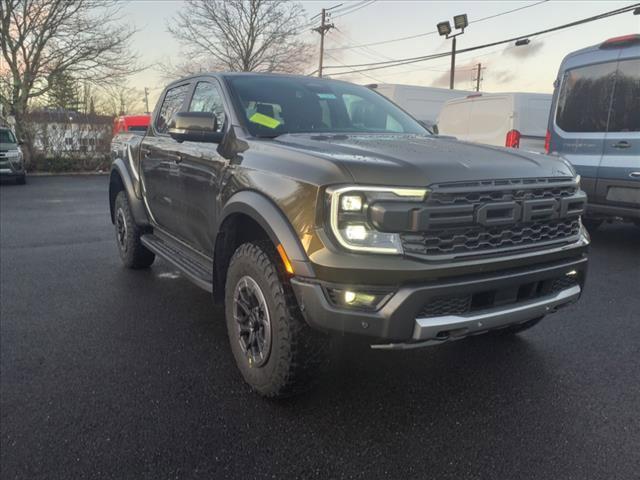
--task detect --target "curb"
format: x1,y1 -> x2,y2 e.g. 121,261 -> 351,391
28,171 -> 109,177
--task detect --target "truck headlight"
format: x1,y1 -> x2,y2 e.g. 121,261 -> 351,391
328,186 -> 428,254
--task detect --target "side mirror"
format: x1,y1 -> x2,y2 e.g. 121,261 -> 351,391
17,139 -> 25,146
168,112 -> 223,143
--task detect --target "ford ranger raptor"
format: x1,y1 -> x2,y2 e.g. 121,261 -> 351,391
109,73 -> 589,397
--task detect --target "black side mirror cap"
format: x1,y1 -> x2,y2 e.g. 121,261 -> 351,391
168,112 -> 223,143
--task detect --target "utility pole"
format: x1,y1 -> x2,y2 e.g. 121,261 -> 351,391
472,63 -> 485,92
313,6 -> 338,77
143,87 -> 150,114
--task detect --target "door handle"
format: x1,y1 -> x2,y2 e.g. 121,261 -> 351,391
611,141 -> 631,149
630,172 -> 640,179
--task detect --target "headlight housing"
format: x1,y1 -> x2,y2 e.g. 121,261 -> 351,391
328,186 -> 428,254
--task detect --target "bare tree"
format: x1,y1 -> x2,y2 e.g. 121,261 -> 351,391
96,83 -> 145,117
168,0 -> 312,75
0,0 -> 138,158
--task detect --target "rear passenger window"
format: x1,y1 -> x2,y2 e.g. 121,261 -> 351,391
556,61 -> 617,133
188,82 -> 226,132
155,84 -> 189,134
608,59 -> 640,132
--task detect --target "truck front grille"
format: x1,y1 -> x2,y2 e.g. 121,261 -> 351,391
400,178 -> 583,260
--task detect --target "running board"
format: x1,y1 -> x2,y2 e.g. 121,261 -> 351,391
141,233 -> 214,293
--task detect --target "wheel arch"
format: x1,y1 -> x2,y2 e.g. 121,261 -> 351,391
109,159 -> 150,226
213,190 -> 315,302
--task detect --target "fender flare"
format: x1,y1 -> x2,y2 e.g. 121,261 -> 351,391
109,158 -> 150,226
219,190 -> 315,278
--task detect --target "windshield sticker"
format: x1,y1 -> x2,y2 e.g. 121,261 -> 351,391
317,93 -> 336,100
249,112 -> 281,129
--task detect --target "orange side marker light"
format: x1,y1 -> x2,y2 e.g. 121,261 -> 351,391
276,244 -> 294,275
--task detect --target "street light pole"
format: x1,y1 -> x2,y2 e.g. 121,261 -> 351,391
437,14 -> 468,90
450,36 -> 457,90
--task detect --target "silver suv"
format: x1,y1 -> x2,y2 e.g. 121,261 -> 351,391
0,127 -> 26,184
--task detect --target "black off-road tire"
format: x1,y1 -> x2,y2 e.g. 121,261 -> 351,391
225,241 -> 330,398
492,316 -> 544,335
16,174 -> 26,185
114,191 -> 155,269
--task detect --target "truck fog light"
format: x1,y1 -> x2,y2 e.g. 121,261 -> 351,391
344,291 -> 357,303
566,270 -> 578,277
325,287 -> 394,311
345,224 -> 367,241
341,194 -> 363,212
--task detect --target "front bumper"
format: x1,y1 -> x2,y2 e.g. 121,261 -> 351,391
0,159 -> 24,176
291,253 -> 587,347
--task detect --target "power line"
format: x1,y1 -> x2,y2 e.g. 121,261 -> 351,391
326,0 -> 549,52
324,3 -> 639,76
332,0 -> 376,19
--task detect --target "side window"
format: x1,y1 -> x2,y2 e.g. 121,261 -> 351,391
155,84 -> 189,134
555,61 -> 617,133
608,58 -> 640,133
188,82 -> 226,132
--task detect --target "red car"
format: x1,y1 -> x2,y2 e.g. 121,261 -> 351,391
113,115 -> 150,136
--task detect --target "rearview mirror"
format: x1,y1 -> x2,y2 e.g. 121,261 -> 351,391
168,112 -> 223,143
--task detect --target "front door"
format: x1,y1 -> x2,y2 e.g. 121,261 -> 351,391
140,83 -> 191,238
596,57 -> 640,210
174,80 -> 229,256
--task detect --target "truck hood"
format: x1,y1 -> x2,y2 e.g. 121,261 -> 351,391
273,133 -> 575,185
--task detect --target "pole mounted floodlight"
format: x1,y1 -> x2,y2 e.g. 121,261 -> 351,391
437,21 -> 452,37
453,14 -> 468,31
515,38 -> 531,46
436,13 -> 468,89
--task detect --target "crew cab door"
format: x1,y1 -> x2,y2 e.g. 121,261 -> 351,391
596,57 -> 640,210
140,83 -> 191,237
174,80 -> 229,256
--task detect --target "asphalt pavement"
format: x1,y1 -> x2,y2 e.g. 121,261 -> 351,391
1,175 -> 639,479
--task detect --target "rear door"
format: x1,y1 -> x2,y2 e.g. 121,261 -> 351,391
597,56 -> 640,209
517,96 -> 551,153
140,83 -> 191,237
551,60 -> 618,200
467,96 -> 511,147
174,79 -> 229,256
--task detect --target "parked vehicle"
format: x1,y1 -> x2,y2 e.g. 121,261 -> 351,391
113,114 -> 150,136
109,73 -> 589,397
546,34 -> 640,229
0,126 -> 26,184
437,93 -> 552,152
368,83 -> 472,130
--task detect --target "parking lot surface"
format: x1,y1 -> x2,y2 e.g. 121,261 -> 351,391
1,175 -> 639,479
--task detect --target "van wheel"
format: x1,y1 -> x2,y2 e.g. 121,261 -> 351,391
225,241 -> 329,398
114,191 -> 155,269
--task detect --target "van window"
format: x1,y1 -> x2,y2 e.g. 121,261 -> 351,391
556,61 -> 617,133
608,58 -> 640,132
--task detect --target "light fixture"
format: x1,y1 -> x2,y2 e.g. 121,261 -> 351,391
340,194 -> 363,212
515,38 -> 530,46
345,224 -> 368,241
453,14 -> 468,30
437,21 -> 451,37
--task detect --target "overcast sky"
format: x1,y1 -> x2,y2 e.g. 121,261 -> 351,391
123,0 -> 640,106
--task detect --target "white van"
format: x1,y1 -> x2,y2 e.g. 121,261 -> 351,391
368,83 -> 473,129
437,93 -> 552,152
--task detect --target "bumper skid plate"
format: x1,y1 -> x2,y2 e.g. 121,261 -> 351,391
372,285 -> 580,350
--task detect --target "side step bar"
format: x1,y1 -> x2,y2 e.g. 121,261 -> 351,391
141,233 -> 214,292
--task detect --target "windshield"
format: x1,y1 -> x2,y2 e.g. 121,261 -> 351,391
226,75 -> 427,137
0,129 -> 17,144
